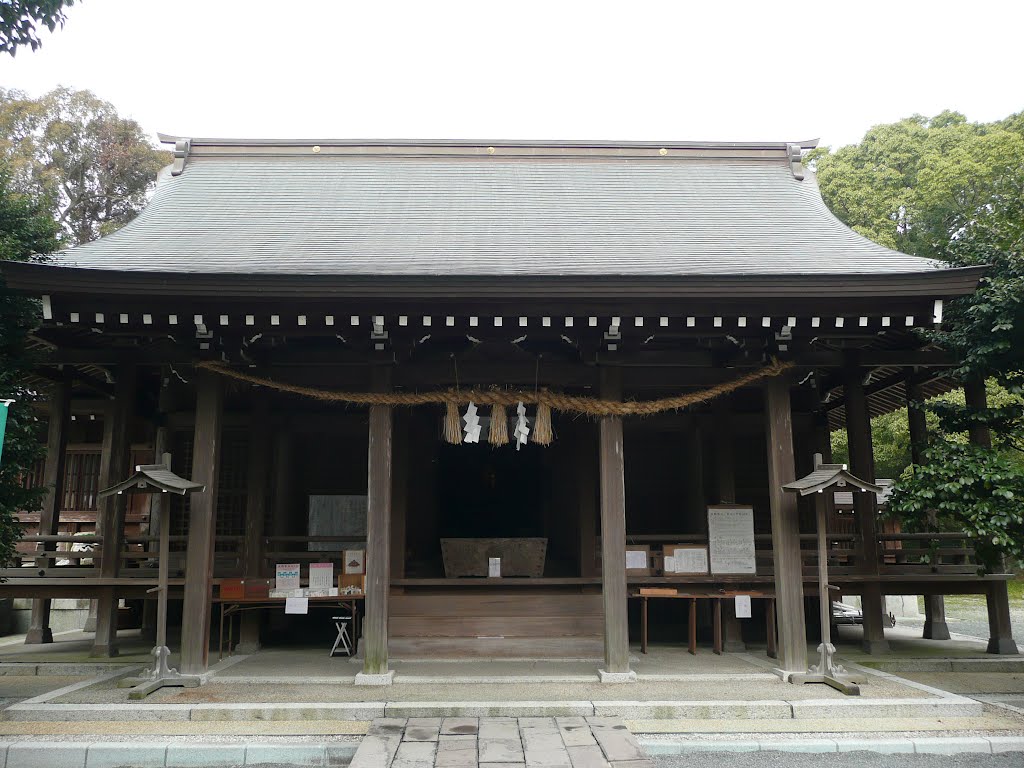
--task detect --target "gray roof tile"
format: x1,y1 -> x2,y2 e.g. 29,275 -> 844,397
50,148 -> 942,277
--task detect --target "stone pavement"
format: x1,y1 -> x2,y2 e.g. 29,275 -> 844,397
351,717 -> 654,768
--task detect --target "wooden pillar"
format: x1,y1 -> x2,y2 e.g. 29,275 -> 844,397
843,359 -> 889,654
763,377 -> 808,673
964,379 -> 1019,654
238,393 -> 270,653
91,364 -> 137,658
360,368 -> 394,681
179,369 -> 224,675
905,373 -> 951,641
598,368 -> 631,678
142,374 -> 174,643
25,381 -> 71,644
712,400 -> 744,651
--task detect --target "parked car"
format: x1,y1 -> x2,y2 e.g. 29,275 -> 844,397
831,601 -> 896,627
831,601 -> 863,625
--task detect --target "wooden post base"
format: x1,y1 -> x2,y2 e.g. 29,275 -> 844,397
788,671 -> 862,696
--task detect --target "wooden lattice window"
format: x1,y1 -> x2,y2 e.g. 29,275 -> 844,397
170,429 -> 248,545
63,450 -> 102,512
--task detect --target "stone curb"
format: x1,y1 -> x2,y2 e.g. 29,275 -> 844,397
638,736 -> 1024,755
2,696 -> 985,722
189,703 -> 386,722
0,663 -> 132,678
856,658 -> 1024,674
0,741 -> 360,767
593,701 -> 792,720
384,701 -> 595,718
789,697 -> 984,719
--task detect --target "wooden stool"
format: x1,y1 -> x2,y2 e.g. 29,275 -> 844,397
330,615 -> 353,657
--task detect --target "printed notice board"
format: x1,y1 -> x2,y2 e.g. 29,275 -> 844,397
707,506 -> 756,574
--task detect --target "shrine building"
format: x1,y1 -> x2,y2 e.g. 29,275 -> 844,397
1,136 -> 1016,681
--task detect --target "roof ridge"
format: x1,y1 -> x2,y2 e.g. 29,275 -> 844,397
156,134 -> 820,152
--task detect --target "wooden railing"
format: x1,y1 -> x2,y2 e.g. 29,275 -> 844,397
3,530 -> 977,582
877,532 -> 978,574
619,531 -> 977,578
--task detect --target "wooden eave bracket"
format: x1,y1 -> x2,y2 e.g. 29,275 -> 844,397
171,139 -> 191,176
787,143 -> 805,180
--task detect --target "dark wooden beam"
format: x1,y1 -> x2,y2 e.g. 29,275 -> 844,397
25,381 -> 71,645
964,378 -> 993,449
763,376 -> 808,673
576,422 -> 599,579
91,363 -> 136,658
238,392 -> 271,653
843,357 -> 889,654
179,369 -> 224,674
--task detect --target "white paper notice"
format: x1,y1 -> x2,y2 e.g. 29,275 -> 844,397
707,507 -> 757,574
662,555 -> 676,573
309,562 -> 334,590
670,547 -> 709,575
275,563 -> 301,591
285,597 -> 309,615
488,557 -> 501,577
625,550 -> 648,570
735,594 -> 752,619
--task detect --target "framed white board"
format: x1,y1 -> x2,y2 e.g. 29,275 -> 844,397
707,506 -> 756,574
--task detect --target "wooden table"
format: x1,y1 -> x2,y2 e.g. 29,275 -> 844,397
632,590 -> 776,656
215,594 -> 364,660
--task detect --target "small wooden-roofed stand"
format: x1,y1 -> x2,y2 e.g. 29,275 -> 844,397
782,454 -> 882,696
97,455 -> 206,699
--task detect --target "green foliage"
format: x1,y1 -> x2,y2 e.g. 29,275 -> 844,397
0,0 -> 73,55
816,111 -> 1024,567
0,168 -> 58,567
888,442 -> 1024,569
0,86 -> 170,244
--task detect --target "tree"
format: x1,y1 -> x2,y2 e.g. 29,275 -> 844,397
0,1 -> 74,56
0,168 -> 59,567
813,111 -> 1024,568
0,87 -> 169,244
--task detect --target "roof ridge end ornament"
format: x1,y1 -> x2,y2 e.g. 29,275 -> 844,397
786,143 -> 805,181
170,139 -> 191,177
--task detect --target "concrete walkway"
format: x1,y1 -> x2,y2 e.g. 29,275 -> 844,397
351,717 -> 653,768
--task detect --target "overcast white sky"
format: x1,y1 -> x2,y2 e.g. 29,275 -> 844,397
1,0 -> 1021,150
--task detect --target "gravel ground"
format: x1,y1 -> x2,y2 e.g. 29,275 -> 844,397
0,675 -> 86,707
51,674 -> 932,704
894,673 -> 1024,695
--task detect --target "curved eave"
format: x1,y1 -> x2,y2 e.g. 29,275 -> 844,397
1,262 -> 985,300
